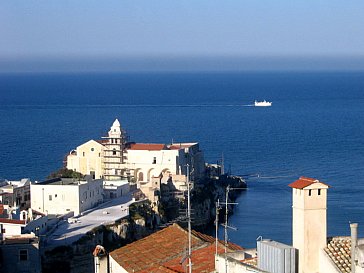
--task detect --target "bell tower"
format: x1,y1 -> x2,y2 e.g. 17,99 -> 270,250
289,176 -> 329,273
102,119 -> 127,180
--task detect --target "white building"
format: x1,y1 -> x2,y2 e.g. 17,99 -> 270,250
30,177 -> 103,216
102,119 -> 128,181
0,212 -> 49,240
0,218 -> 26,238
0,178 -> 31,211
103,179 -> 130,200
127,142 -> 205,185
66,119 -> 206,185
289,176 -> 329,273
66,140 -> 104,179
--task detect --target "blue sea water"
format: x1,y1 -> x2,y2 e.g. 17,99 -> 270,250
0,71 -> 363,248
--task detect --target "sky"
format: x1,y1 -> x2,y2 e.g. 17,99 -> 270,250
1,1 -> 364,72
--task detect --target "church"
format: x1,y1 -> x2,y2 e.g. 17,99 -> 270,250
66,119 -> 206,186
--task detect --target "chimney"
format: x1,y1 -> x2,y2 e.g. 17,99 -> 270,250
351,223 -> 358,273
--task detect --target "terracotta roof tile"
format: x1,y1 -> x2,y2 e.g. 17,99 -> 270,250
110,224 -> 205,272
168,143 -> 194,150
110,223 -> 244,273
325,237 -> 352,273
288,176 -> 329,189
0,218 -> 26,225
163,244 -> 225,273
138,266 -> 177,273
129,143 -> 166,151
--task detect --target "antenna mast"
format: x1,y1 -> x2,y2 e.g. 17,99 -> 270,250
221,152 -> 225,175
220,185 -> 241,273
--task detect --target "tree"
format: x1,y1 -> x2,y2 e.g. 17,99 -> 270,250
47,168 -> 84,179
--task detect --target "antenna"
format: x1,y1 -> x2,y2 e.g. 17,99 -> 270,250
219,185 -> 243,273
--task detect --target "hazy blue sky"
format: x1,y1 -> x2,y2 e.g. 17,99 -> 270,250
1,1 -> 364,71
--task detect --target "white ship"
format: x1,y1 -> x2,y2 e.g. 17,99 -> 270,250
254,100 -> 272,107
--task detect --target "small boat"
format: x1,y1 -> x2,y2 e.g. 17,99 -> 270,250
254,100 -> 272,107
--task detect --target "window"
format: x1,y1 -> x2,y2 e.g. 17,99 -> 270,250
49,195 -> 52,201
91,147 -> 94,152
55,194 -> 57,198
19,249 -> 28,261
83,152 -> 85,157
308,190 -> 312,196
318,189 -> 321,195
152,157 -> 157,164
113,149 -> 117,155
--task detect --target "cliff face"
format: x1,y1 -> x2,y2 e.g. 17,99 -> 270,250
157,175 -> 246,229
191,175 -> 247,229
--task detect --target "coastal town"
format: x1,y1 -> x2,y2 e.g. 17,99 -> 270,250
1,0 -> 363,272
0,119 -> 362,273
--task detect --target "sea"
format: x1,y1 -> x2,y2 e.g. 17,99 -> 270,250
0,71 -> 363,248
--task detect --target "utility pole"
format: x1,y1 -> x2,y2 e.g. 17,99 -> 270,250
215,199 -> 220,259
187,164 -> 192,273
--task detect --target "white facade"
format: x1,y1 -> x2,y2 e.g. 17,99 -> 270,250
103,179 -> 130,200
129,142 -> 205,185
22,210 -> 49,236
30,178 -> 103,216
67,140 -> 104,179
215,254 -> 264,273
0,178 -> 31,211
66,119 -> 206,184
290,178 -> 329,273
0,219 -> 26,237
108,255 -> 128,273
102,119 -> 128,181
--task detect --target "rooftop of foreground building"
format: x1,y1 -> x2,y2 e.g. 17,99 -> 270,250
43,193 -> 135,248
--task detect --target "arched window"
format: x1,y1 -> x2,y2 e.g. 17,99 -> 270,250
138,172 -> 144,181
